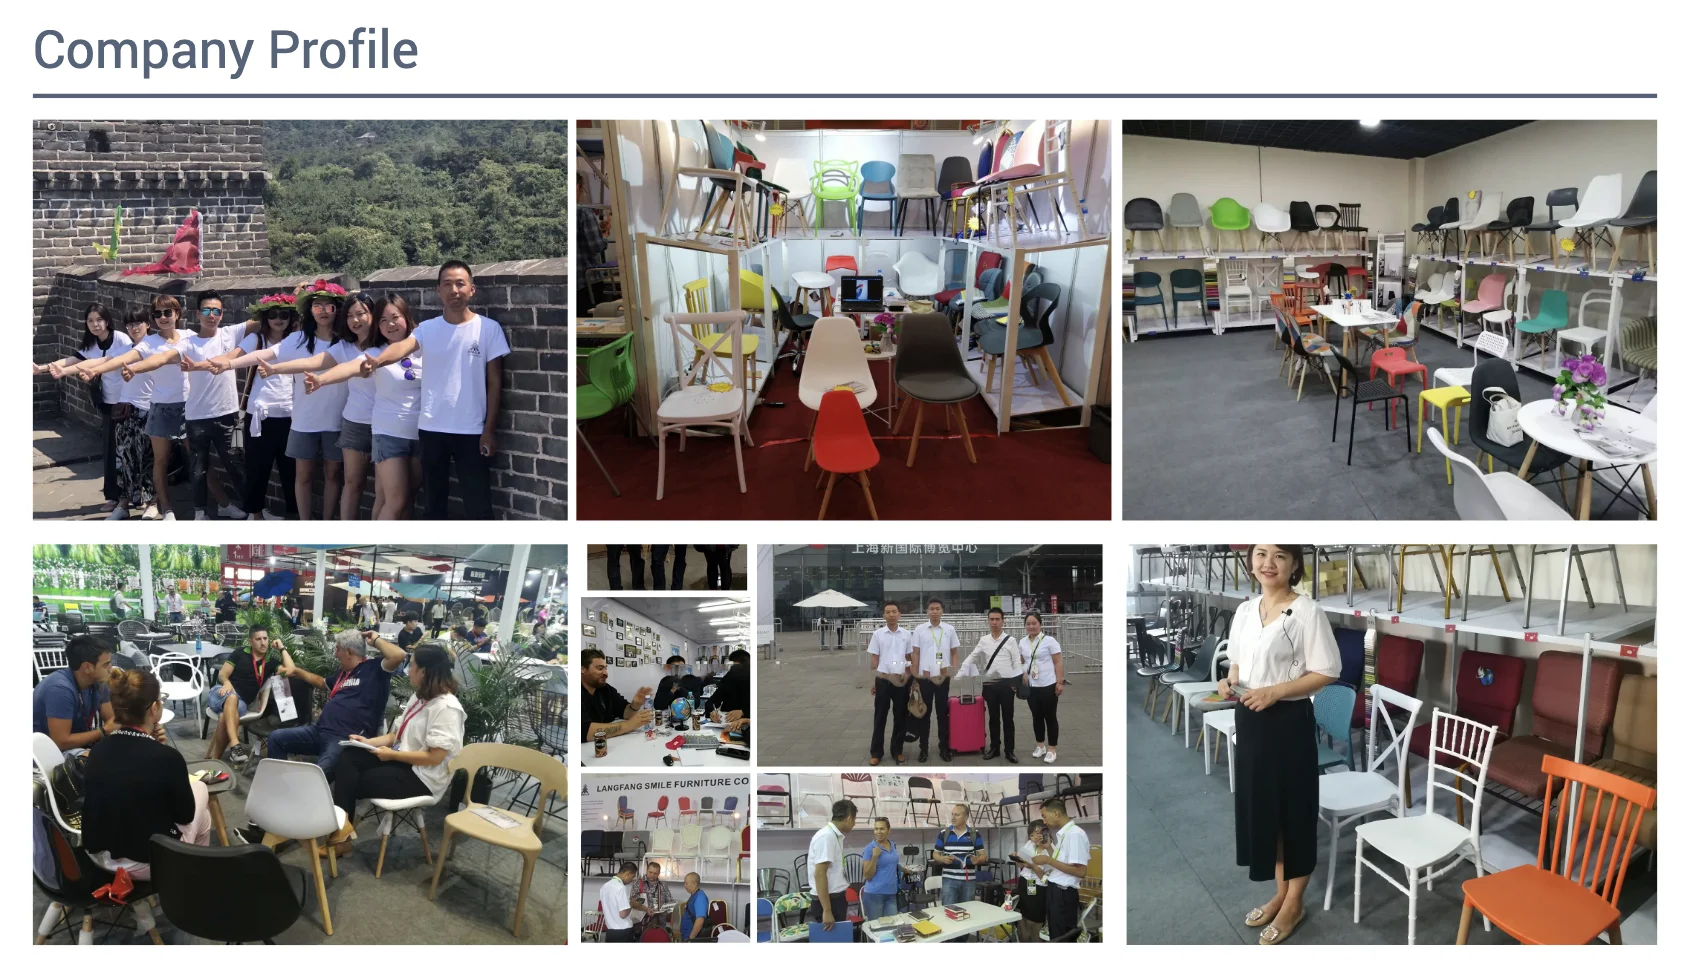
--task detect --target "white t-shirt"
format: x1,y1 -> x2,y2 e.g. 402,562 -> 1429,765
181,324 -> 246,420
392,693 -> 466,797
119,347 -> 153,410
332,343 -> 379,424
272,331 -> 348,433
1018,838 -> 1050,885
807,822 -> 849,895
915,622 -> 960,677
866,626 -> 913,677
370,351 -> 423,440
239,333 -> 294,416
1022,634 -> 1063,688
1048,821 -> 1090,889
1227,595 -> 1342,700
413,314 -> 509,435
599,877 -> 634,929
78,331 -> 133,404
135,332 -> 190,404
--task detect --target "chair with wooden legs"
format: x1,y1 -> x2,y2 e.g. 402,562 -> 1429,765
245,759 -> 346,936
1456,755 -> 1655,945
658,121 -> 759,248
655,311 -> 754,501
798,316 -> 876,471
977,281 -> 1071,405
893,313 -> 979,468
1394,544 -> 1465,618
1607,169 -> 1656,275
812,389 -> 880,520
429,743 -> 567,937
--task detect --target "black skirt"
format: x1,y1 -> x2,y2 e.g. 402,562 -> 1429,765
1234,697 -> 1319,881
1017,877 -> 1047,922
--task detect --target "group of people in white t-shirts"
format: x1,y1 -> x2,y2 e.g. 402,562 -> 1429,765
36,261 -> 510,520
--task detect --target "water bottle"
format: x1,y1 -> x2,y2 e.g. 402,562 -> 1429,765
195,628 -> 203,657
643,694 -> 656,740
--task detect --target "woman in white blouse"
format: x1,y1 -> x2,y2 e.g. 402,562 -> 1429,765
1015,820 -> 1051,941
329,640 -> 466,845
1020,612 -> 1065,764
1221,545 -> 1341,945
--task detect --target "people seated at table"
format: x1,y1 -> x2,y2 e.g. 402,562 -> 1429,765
653,655 -> 699,715
860,817 -> 900,920
33,635 -> 115,752
703,649 -> 750,719
205,626 -> 288,765
263,629 -> 405,778
329,642 -> 466,845
396,612 -> 424,650
632,861 -> 673,934
580,648 -> 652,743
80,667 -> 210,880
679,872 -> 710,940
469,620 -> 491,650
600,861 -> 648,941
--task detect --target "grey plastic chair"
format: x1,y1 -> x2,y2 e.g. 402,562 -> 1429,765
893,313 -> 979,467
1608,170 -> 1657,273
1167,193 -> 1205,252
1525,187 -> 1579,262
894,154 -> 940,235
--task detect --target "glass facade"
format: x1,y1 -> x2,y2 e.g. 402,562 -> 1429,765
768,544 -> 1103,628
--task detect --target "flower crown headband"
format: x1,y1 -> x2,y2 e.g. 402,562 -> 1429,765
246,293 -> 298,320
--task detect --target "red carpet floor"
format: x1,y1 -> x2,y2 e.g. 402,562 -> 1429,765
577,359 -> 1111,520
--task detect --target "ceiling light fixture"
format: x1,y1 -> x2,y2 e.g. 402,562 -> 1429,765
1359,120 -> 1381,128
695,601 -> 746,612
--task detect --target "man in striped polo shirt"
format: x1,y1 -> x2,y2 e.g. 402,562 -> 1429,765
933,803 -> 987,909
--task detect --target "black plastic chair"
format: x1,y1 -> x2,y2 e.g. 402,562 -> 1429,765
1525,186 -> 1580,261
1485,196 -> 1536,259
894,313 -> 980,468
935,155 -> 975,234
1288,201 -> 1320,250
771,286 -> 819,375
1329,354 -> 1411,465
793,853 -> 812,893
1608,170 -> 1657,272
1410,205 -> 1445,251
1059,773 -> 1102,818
148,835 -> 307,943
1124,197 -> 1165,250
1433,196 -> 1461,255
1468,359 -> 1573,488
1336,203 -> 1368,249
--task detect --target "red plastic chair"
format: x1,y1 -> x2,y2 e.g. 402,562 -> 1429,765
823,255 -> 858,315
646,794 -> 670,828
844,887 -> 865,924
813,388 -> 881,520
1369,347 -> 1428,426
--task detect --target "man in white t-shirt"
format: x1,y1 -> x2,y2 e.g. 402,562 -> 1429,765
1032,797 -> 1091,942
360,260 -> 508,518
807,799 -> 856,931
598,861 -> 646,941
866,601 -> 914,765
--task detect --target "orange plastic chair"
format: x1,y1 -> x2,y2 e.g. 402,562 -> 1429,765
1456,754 -> 1656,945
1369,347 -> 1428,426
822,255 -> 858,315
813,388 -> 880,520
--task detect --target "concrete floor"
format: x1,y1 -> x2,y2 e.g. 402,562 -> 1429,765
1125,698 -> 1656,944
760,632 -> 1102,767
34,718 -> 568,945
1122,326 -> 1650,520
585,546 -> 748,592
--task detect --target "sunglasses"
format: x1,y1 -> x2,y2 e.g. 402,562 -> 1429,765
265,310 -> 291,320
401,357 -> 418,381
150,309 -> 177,319
199,307 -> 224,317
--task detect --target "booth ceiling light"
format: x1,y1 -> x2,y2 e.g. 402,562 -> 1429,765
707,615 -> 745,625
695,601 -> 745,612
1359,120 -> 1381,127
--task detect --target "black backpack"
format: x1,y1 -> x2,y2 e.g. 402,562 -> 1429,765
49,754 -> 89,831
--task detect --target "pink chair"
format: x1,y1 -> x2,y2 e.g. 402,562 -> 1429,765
1460,272 -> 1509,316
1370,348 -> 1428,427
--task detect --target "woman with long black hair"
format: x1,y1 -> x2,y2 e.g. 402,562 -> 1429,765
1020,611 -> 1065,764
1222,544 -> 1340,945
206,293 -> 299,518
77,295 -> 192,520
243,281 -> 348,518
37,303 -> 132,514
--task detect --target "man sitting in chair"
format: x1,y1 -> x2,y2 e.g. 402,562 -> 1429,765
263,629 -> 406,779
206,626 -> 289,766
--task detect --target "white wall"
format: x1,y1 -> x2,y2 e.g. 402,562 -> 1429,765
583,596 -> 698,697
1416,120 -> 1656,225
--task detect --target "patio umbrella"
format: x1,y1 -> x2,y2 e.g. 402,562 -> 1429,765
792,589 -> 867,646
251,570 -> 297,599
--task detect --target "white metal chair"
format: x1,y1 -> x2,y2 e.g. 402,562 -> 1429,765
673,823 -> 704,879
1426,428 -> 1573,520
246,758 -> 347,936
1201,707 -> 1237,790
1252,202 -> 1291,250
1352,708 -> 1498,944
1171,642 -> 1233,747
1457,191 -> 1503,258
655,311 -> 753,501
1433,330 -> 1512,389
1319,684 -> 1424,910
647,826 -> 677,877
1559,172 -> 1624,266
33,647 -> 69,681
701,824 -> 735,882
892,251 -> 942,303
797,316 -> 876,470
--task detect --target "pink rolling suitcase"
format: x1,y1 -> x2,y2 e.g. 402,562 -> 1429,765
948,676 -> 987,754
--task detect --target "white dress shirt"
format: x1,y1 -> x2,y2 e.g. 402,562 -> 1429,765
1227,594 -> 1343,699
599,876 -> 634,929
1022,634 -> 1063,688
866,625 -> 913,677
1018,838 -> 1050,885
808,822 -> 849,895
915,621 -> 959,677
962,631 -> 1026,679
1048,820 -> 1090,889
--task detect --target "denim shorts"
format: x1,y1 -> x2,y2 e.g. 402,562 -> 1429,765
144,401 -> 186,439
372,433 -> 418,463
336,420 -> 373,455
205,688 -> 248,717
285,428 -> 342,461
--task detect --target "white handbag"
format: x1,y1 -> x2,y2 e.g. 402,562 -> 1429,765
1483,387 -> 1523,447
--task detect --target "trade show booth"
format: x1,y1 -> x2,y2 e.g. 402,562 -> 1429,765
1120,120 -> 1657,521
577,120 -> 1113,520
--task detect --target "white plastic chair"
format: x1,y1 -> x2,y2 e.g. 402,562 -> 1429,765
1352,708 -> 1498,944
1480,278 -> 1527,343
1426,427 -> 1572,520
33,647 -> 68,680
1433,330 -> 1512,389
1170,641 -> 1231,746
674,823 -> 704,879
1559,290 -> 1612,361
366,786 -> 446,879
1319,684 -> 1425,910
1252,202 -> 1291,250
1201,708 -> 1237,790
151,652 -> 205,727
797,316 -> 876,470
1559,173 -> 1624,265
32,733 -> 78,837
1457,191 -> 1502,257
767,157 -> 815,236
647,826 -> 677,877
1220,261 -> 1254,320
246,758 -> 347,936
701,824 -> 736,882
655,311 -> 753,501
1411,270 -> 1447,304
892,251 -> 942,301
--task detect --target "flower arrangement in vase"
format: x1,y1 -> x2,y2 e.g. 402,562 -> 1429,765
869,312 -> 897,351
1553,353 -> 1607,431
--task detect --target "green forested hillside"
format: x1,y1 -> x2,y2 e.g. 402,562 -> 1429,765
263,120 -> 569,280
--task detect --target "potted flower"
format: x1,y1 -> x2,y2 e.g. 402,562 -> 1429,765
1553,353 -> 1607,431
868,312 -> 897,352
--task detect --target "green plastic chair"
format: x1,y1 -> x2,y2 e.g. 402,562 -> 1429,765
576,332 -> 636,497
811,160 -> 860,231
1513,289 -> 1569,367
1209,197 -> 1252,252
